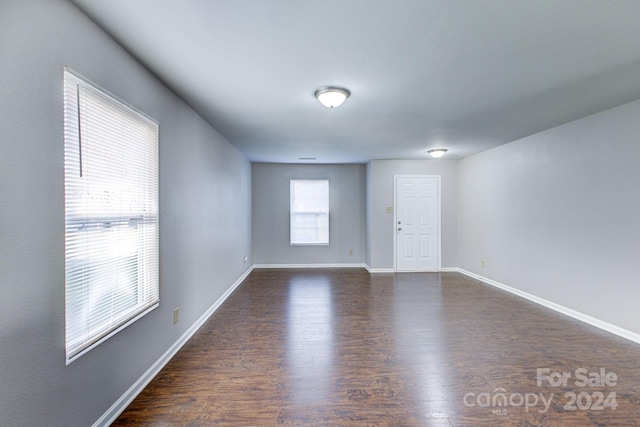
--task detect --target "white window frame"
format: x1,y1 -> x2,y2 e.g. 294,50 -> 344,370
290,179 -> 330,246
63,68 -> 159,364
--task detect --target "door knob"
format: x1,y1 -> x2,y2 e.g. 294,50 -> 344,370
397,227 -> 402,231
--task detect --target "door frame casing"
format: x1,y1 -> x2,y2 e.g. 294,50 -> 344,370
393,174 -> 442,272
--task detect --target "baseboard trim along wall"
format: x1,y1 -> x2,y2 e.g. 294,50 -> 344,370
94,266 -> 255,427
253,264 -> 461,274
253,263 -> 368,269
362,266 -> 458,273
367,268 -> 396,273
457,268 -> 640,346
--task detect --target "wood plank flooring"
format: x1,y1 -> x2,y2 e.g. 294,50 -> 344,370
113,269 -> 640,426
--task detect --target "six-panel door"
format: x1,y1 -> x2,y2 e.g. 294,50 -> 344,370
395,176 -> 439,271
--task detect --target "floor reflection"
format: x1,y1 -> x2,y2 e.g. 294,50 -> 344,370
284,274 -> 334,404
392,273 -> 456,419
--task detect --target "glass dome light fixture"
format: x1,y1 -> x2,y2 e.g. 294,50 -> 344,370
314,86 -> 350,108
428,148 -> 448,158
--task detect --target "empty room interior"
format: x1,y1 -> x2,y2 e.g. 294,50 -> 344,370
3,0 -> 640,425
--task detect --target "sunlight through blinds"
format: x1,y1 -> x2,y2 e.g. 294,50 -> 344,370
64,68 -> 159,363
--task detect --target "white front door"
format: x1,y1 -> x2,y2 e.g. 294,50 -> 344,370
395,176 -> 440,271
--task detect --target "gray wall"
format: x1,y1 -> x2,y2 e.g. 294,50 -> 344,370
0,1 -> 251,425
367,159 -> 459,270
252,163 -> 366,265
458,98 -> 640,335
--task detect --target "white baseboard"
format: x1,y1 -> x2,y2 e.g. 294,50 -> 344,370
362,265 -> 459,273
457,268 -> 640,346
363,264 -> 395,273
253,263 -> 367,269
363,266 -> 458,273
252,263 -> 458,274
93,266 -> 254,427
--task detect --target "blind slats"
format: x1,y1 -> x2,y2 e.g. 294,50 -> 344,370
64,69 -> 159,364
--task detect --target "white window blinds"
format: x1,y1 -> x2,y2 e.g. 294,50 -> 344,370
290,179 -> 329,245
63,68 -> 159,363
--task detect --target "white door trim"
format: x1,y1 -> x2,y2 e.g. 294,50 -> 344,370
393,175 -> 442,272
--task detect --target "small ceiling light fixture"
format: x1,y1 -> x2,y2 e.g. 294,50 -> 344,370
428,148 -> 448,158
314,86 -> 350,108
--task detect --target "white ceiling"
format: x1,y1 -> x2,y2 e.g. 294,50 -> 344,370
71,0 -> 640,163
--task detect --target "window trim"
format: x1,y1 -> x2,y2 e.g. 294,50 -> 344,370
289,179 -> 330,246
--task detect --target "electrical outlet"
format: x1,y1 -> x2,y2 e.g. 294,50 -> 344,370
243,256 -> 248,264
481,260 -> 486,268
173,308 -> 179,324
348,250 -> 353,256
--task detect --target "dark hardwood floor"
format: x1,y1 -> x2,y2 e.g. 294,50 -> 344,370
113,269 -> 640,426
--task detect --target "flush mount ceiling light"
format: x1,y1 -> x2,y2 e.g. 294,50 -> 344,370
428,148 -> 448,158
314,86 -> 350,108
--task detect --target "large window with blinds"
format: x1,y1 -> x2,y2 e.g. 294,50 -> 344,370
290,179 -> 329,245
63,68 -> 159,364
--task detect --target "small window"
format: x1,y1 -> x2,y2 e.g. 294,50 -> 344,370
63,68 -> 159,364
290,179 -> 329,245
